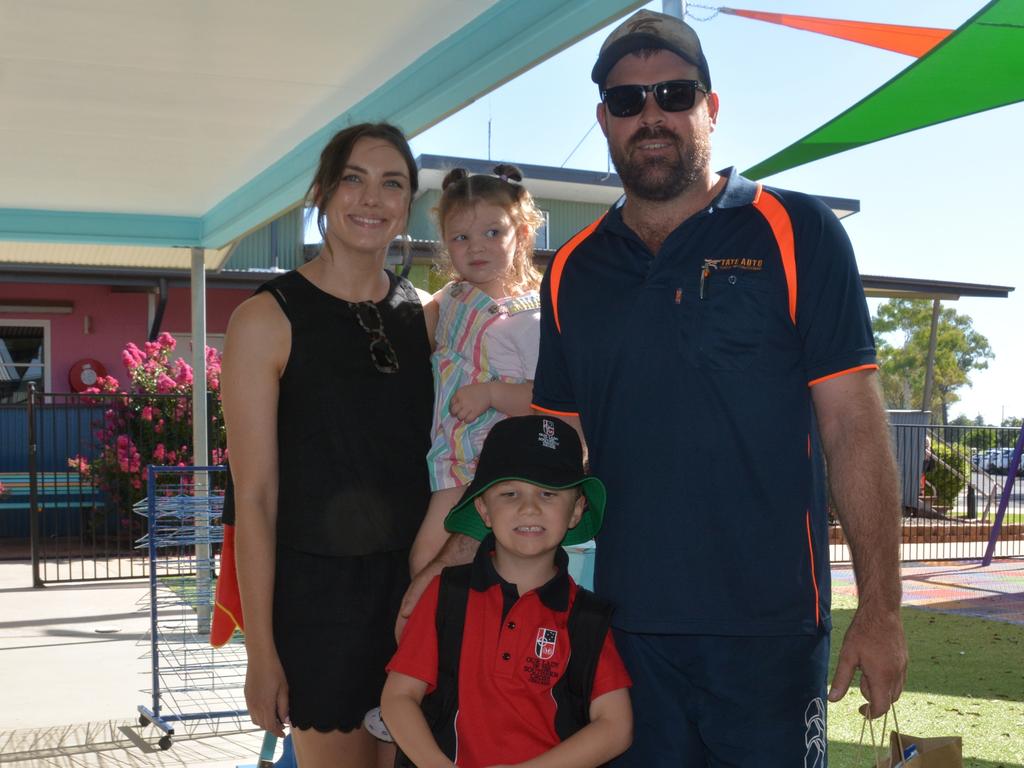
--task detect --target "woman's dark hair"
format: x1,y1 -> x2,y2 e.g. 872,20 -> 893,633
306,122 -> 418,251
435,163 -> 544,293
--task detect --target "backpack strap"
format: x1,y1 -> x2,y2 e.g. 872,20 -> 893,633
552,587 -> 615,742
394,564 -> 472,767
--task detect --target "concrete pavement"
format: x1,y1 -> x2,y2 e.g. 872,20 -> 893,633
0,562 -> 264,767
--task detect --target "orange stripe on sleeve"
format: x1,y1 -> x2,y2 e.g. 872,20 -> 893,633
807,363 -> 878,388
805,510 -> 821,627
531,404 -> 581,418
549,214 -> 605,334
751,187 -> 797,325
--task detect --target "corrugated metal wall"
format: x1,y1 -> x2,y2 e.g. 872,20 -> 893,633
224,206 -> 306,271
409,191 -> 442,241
407,193 -> 608,251
223,194 -> 612,273
535,198 -> 609,249
888,410 -> 932,510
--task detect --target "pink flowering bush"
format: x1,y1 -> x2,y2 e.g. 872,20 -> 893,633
70,333 -> 227,528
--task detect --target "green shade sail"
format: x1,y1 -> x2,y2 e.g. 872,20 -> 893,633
744,0 -> 1024,180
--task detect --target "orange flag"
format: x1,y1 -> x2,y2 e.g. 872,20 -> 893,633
211,524 -> 244,647
721,8 -> 951,57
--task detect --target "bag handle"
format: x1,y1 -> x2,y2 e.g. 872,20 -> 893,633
859,701 -> 905,768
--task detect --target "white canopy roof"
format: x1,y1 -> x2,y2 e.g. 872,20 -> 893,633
0,0 -> 644,262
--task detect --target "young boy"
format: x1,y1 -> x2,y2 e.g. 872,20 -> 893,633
382,415 -> 632,768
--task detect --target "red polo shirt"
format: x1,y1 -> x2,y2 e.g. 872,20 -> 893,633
388,539 -> 631,768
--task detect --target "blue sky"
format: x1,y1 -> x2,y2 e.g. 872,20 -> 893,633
409,0 -> 1023,425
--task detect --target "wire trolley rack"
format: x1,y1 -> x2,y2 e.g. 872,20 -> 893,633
134,465 -> 248,750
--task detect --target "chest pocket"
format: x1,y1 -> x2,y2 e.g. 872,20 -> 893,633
689,185 -> 799,371
693,270 -> 774,371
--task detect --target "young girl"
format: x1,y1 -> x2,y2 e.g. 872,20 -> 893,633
409,164 -> 546,575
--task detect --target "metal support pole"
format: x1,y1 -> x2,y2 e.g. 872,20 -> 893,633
147,466 -> 161,716
27,382 -> 43,588
191,247 -> 211,633
663,0 -> 684,18
982,422 -> 1024,566
921,299 -> 940,413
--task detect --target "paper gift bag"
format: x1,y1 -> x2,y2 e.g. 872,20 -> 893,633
875,731 -> 964,768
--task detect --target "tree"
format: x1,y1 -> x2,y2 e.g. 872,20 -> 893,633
872,299 -> 993,423
999,416 -> 1023,449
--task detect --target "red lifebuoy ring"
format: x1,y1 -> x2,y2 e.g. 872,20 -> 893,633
69,358 -> 108,392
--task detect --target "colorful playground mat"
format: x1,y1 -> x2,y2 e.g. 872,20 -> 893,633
832,559 -> 1024,626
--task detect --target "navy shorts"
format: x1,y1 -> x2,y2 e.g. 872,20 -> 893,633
611,630 -> 830,767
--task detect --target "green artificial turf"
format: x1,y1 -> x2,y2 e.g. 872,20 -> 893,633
828,592 -> 1024,767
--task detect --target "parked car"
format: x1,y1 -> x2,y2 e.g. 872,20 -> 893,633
980,447 -> 1024,476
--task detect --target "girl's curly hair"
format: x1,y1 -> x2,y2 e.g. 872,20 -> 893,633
435,163 -> 544,294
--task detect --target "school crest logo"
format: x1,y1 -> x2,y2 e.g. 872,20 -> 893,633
538,419 -> 559,450
535,628 -> 557,659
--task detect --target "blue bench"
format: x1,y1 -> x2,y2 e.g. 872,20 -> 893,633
0,471 -> 103,538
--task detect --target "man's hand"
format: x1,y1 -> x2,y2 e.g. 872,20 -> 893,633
396,560 -> 444,642
396,534 -> 479,642
828,605 -> 907,718
450,383 -> 492,422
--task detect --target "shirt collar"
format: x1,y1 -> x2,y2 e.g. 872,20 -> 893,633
601,165 -> 758,236
710,166 -> 759,209
470,533 -> 571,612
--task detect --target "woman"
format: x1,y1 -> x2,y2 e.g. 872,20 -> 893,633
222,123 -> 435,767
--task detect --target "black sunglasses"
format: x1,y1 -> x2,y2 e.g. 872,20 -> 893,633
601,79 -> 708,118
349,301 -> 400,374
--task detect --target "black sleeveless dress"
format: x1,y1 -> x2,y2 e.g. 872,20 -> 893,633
257,269 -> 432,732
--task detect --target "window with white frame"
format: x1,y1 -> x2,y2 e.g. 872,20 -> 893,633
0,322 -> 49,403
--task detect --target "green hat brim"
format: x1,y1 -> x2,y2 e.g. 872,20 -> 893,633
444,475 -> 606,546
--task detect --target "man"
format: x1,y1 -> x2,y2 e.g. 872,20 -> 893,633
529,10 -> 907,766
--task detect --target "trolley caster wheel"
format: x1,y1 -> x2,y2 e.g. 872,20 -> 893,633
138,715 -> 149,727
158,735 -> 172,751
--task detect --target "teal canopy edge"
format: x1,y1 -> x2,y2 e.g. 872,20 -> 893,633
743,0 -> 1023,181
0,0 -> 643,251
0,209 -> 202,248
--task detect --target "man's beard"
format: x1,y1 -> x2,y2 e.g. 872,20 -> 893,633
609,126 -> 711,202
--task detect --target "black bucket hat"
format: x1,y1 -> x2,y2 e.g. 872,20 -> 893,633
443,415 -> 606,546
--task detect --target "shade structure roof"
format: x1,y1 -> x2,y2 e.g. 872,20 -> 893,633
0,0 -> 645,264
744,0 -> 1024,180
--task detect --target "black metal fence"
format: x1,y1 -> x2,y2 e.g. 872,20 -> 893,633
2,393 -> 1021,579
0,385 -> 225,585
828,421 -> 1024,563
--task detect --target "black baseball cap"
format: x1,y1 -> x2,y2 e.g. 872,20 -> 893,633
444,415 -> 606,546
592,9 -> 712,91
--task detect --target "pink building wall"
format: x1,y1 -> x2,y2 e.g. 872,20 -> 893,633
0,281 -> 250,393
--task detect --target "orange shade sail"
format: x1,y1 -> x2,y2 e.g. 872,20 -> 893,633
721,8 -> 951,57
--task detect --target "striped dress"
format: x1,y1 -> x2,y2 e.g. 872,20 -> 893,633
427,282 -> 541,490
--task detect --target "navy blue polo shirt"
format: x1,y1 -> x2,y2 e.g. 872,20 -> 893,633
532,168 -> 876,636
